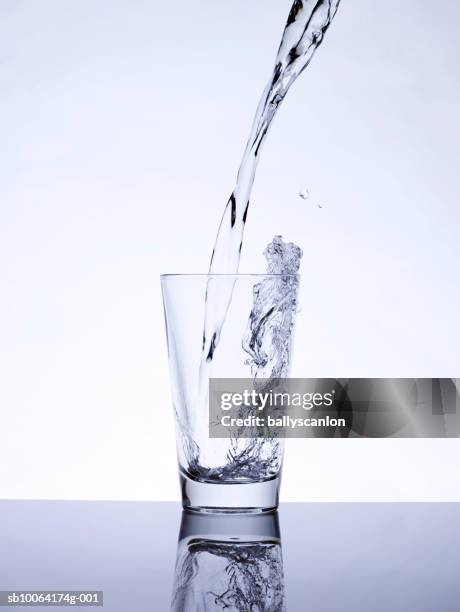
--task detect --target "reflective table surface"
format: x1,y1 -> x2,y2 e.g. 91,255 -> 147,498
0,501 -> 459,611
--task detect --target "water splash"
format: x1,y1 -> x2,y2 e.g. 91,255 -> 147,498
243,236 -> 302,380
186,236 -> 301,484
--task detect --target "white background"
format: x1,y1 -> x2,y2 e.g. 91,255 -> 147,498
1,0 -> 459,501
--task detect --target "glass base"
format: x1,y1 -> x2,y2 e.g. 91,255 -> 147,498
179,470 -> 281,514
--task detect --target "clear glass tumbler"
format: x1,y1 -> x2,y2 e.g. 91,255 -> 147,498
171,510 -> 284,610
161,274 -> 298,513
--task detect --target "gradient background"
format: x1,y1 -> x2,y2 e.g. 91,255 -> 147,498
1,0 -> 459,502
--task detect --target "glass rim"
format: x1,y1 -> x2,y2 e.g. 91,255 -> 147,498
160,273 -> 300,279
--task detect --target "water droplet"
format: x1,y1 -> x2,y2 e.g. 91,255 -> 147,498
298,188 -> 309,200
317,203 -> 323,209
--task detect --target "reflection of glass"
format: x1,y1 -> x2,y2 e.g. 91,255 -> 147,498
171,511 -> 285,611
161,275 -> 298,512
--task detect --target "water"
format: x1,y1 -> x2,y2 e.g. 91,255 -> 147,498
185,0 -> 341,483
186,236 -> 301,484
202,0 -> 341,365
172,540 -> 284,611
171,511 -> 284,611
243,236 -> 302,380
208,0 -> 341,274
298,188 -> 310,200
194,237 -> 302,484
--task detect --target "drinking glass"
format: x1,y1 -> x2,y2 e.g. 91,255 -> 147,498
161,274 -> 299,513
171,510 -> 284,610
